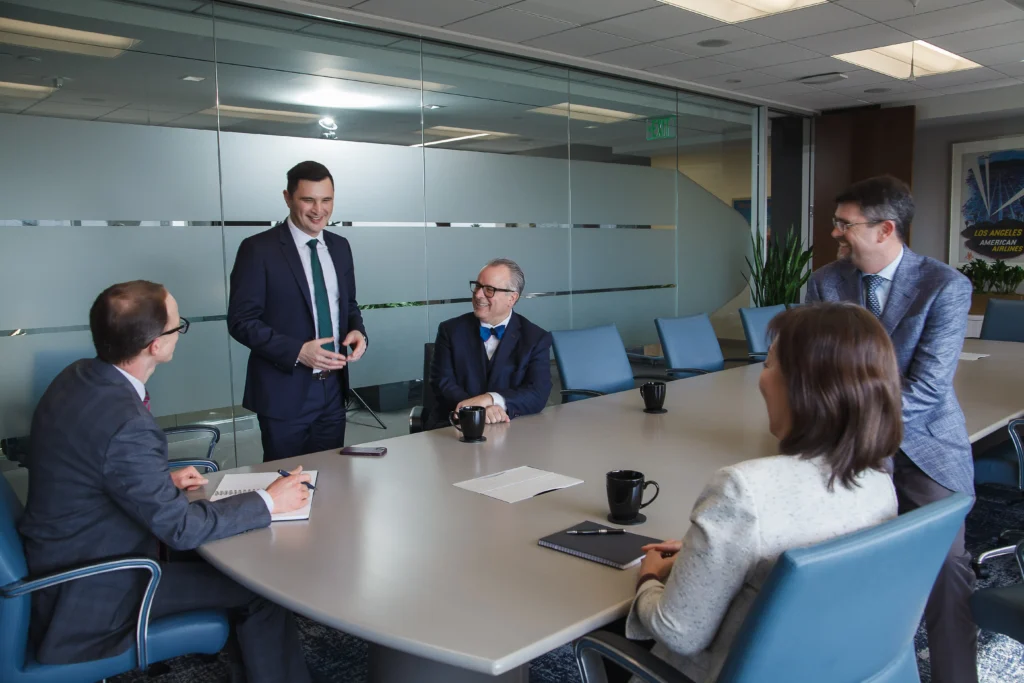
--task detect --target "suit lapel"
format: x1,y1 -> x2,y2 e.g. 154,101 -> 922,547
879,249 -> 919,336
487,313 -> 519,384
277,221 -> 314,321
838,263 -> 863,306
462,315 -> 488,386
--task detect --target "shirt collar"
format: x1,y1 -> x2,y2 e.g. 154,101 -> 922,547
287,217 -> 323,250
481,312 -> 513,330
874,247 -> 904,282
113,365 -> 146,401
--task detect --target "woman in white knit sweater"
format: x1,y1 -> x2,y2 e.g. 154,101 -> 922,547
624,302 -> 902,683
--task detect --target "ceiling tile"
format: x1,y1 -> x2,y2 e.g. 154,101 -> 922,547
928,20 -> 1024,54
350,0 -> 493,26
781,90 -> 864,110
446,7 -> 576,41
811,68 -> 899,89
646,57 -> 744,79
993,61 -> 1024,77
472,0 -> 521,5
692,69 -> 784,89
835,0 -> 979,22
792,23 -> 912,54
655,25 -> 776,55
511,0 -> 660,25
759,56 -> 861,79
833,78 -> 928,96
885,0 -> 1024,39
522,27 -> 636,56
912,65 -> 1007,88
588,6 -> 724,42
856,88 -> 943,103
715,42 -> 821,69
740,3 -> 873,42
736,81 -> 820,98
936,77 -> 1024,94
591,44 -> 693,69
962,41 -> 1024,67
19,101 -> 123,119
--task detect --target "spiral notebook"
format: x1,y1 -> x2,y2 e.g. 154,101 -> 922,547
538,521 -> 662,570
209,471 -> 318,522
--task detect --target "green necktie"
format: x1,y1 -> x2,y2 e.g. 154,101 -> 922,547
307,239 -> 334,351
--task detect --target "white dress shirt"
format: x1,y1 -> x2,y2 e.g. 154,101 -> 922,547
864,247 -> 904,314
288,219 -> 341,355
481,312 -> 512,410
114,365 -> 274,513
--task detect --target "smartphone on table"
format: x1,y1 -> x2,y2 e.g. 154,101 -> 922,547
339,446 -> 387,457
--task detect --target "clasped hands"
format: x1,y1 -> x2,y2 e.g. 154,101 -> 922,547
297,331 -> 366,371
455,394 -> 509,424
638,539 -> 682,582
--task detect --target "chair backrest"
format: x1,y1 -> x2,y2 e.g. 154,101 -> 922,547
421,342 -> 436,417
655,314 -> 725,376
738,305 -> 786,356
551,326 -> 634,400
0,476 -> 31,679
717,492 -> 973,683
981,298 -> 1024,343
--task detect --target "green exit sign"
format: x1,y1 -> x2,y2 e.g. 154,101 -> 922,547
646,116 -> 675,141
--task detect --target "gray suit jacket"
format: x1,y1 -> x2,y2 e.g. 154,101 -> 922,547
18,358 -> 271,664
805,248 -> 974,494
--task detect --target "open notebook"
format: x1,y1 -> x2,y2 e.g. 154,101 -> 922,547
210,471 -> 318,522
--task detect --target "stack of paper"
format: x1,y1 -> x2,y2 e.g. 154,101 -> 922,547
959,352 -> 989,361
210,471 -> 318,521
455,466 -> 582,503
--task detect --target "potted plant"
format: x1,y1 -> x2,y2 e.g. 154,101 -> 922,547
957,259 -> 1024,315
745,227 -> 813,306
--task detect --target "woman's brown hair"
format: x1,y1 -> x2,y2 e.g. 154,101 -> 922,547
768,302 -> 902,489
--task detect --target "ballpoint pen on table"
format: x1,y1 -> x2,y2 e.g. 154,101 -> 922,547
277,469 -> 316,490
566,529 -> 624,535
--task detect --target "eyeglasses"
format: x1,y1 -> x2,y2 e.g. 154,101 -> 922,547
155,317 -> 190,341
831,217 -> 892,233
470,281 -> 515,298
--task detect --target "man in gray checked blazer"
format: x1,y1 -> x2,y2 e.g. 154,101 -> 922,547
806,176 -> 975,683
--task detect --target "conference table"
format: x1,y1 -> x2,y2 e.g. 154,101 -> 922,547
193,338 -> 1024,682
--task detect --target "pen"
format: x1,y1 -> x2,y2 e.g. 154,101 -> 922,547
566,529 -> 624,535
277,469 -> 316,490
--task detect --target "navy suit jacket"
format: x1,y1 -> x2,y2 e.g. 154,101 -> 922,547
18,359 -> 270,664
806,248 -> 974,494
228,221 -> 366,420
427,311 -> 552,429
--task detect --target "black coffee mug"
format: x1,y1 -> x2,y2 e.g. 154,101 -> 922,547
606,470 -> 660,522
640,381 -> 666,412
449,406 -> 486,441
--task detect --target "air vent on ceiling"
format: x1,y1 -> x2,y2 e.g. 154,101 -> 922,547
697,39 -> 731,48
795,72 -> 848,85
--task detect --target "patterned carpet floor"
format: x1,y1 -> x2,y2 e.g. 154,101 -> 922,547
112,484 -> 1024,683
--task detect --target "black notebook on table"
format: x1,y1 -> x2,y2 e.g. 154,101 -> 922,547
538,521 -> 662,570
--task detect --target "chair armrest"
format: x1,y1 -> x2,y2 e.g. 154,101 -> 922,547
665,368 -> 711,377
163,425 -> 221,461
409,406 -> 424,434
747,353 -> 767,362
561,389 -> 606,403
168,459 -> 219,473
1009,419 -> 1024,491
2,556 -> 162,671
574,630 -> 695,683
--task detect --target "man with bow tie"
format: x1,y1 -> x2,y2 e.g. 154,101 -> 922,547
427,258 -> 552,429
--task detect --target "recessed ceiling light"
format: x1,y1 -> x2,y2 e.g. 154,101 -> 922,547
528,102 -> 642,124
318,116 -> 337,131
864,87 -> 891,93
202,105 -> 320,123
656,0 -> 827,23
0,80 -> 54,99
795,72 -> 848,85
697,39 -> 731,48
834,40 -> 981,80
423,104 -> 444,110
0,18 -> 139,58
180,75 -> 205,82
314,67 -> 452,92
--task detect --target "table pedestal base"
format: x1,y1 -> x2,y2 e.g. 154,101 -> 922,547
367,645 -> 528,683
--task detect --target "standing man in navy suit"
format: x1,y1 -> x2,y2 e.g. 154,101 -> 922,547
229,161 -> 367,461
427,258 -> 552,429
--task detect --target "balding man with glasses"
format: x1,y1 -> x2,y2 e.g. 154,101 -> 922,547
426,258 -> 553,430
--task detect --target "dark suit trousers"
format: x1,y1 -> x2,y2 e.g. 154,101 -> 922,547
894,453 -> 977,683
258,372 -> 345,462
150,560 -> 310,683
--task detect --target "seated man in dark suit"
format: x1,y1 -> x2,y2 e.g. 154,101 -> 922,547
18,280 -> 313,683
427,258 -> 552,429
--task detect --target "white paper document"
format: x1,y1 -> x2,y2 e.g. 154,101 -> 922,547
454,466 -> 583,503
210,471 -> 318,521
959,352 -> 989,361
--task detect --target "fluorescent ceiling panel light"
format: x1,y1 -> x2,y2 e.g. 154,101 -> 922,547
0,81 -> 55,99
656,0 -> 827,23
315,67 -> 452,92
201,105 -> 321,123
528,102 -> 642,124
0,18 -> 139,58
295,89 -> 384,109
833,41 -> 982,79
411,133 -> 491,148
411,126 -> 514,147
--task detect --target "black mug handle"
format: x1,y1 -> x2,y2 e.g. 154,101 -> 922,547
640,480 -> 660,509
449,411 -> 462,432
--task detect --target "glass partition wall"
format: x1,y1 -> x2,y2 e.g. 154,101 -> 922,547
0,0 -> 766,468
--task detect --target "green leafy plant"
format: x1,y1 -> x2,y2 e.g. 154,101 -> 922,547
745,227 -> 813,307
958,259 -> 1024,294
958,259 -> 993,293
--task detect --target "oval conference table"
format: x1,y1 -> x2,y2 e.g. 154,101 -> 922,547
192,338 -> 1024,682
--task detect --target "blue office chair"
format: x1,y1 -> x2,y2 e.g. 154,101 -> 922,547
575,493 -> 972,683
551,326 -> 668,402
971,540 -> 1024,644
0,475 -> 229,683
980,298 -> 1024,343
973,419 -> 1024,577
738,305 -> 787,361
655,314 -> 752,379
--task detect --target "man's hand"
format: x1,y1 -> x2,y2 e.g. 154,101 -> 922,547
265,466 -> 312,514
485,405 -> 509,424
456,393 -> 494,411
343,330 -> 367,361
170,466 -> 208,491
638,548 -> 677,583
297,337 -> 348,371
